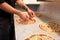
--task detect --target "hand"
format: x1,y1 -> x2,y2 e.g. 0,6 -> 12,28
27,9 -> 35,18
18,12 -> 30,21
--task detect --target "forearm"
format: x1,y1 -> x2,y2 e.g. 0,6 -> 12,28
16,0 -> 30,11
0,2 -> 21,15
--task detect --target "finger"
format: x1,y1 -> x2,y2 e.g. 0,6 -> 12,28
32,12 -> 33,15
30,13 -> 35,18
25,15 -> 30,21
33,13 -> 35,17
26,14 -> 30,19
28,13 -> 32,17
32,12 -> 36,17
30,13 -> 33,17
26,15 -> 29,18
29,17 -> 33,20
21,18 -> 26,21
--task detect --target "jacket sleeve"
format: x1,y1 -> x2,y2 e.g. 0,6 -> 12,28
0,0 -> 5,3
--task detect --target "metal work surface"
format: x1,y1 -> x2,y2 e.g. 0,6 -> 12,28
14,12 -> 60,40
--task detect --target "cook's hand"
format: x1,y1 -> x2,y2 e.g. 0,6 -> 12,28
27,9 -> 35,18
18,12 -> 30,21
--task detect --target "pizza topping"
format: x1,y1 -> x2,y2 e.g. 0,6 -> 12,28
39,21 -> 60,34
16,18 -> 36,25
25,34 -> 55,40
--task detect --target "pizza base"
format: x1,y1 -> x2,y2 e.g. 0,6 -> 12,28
16,18 -> 36,25
39,21 -> 60,34
25,34 -> 55,40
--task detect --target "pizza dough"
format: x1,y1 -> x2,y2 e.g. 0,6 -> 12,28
16,18 -> 36,24
25,34 -> 55,40
39,21 -> 60,34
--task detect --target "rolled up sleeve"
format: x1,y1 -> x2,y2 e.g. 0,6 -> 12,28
0,0 -> 5,3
